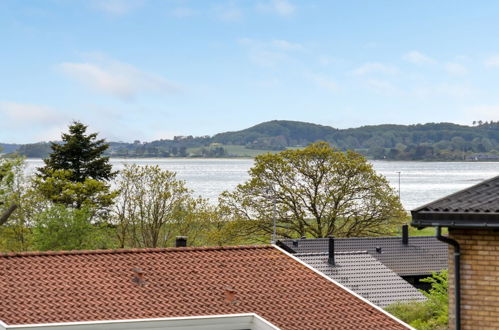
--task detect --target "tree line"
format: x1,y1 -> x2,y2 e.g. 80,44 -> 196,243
4,120 -> 499,160
0,122 -> 406,252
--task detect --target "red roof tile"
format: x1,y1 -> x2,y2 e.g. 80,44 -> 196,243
0,245 -> 407,329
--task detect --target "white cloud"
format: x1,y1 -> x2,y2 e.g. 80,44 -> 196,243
318,55 -> 336,66
257,0 -> 295,17
403,51 -> 435,64
249,50 -> 287,67
214,2 -> 243,22
413,83 -> 476,99
59,58 -> 179,101
92,0 -> 144,15
352,62 -> 398,76
365,79 -> 399,94
271,39 -> 303,51
445,62 -> 468,75
0,102 -> 63,124
0,102 -> 71,142
172,7 -> 195,18
238,38 -> 302,67
306,73 -> 337,93
484,55 -> 499,68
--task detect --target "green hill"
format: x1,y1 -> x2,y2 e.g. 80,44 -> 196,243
4,120 -> 499,160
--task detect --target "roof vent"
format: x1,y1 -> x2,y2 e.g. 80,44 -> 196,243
175,236 -> 187,247
132,268 -> 146,287
328,236 -> 335,266
224,286 -> 238,304
292,240 -> 299,247
301,236 -> 306,239
375,246 -> 382,253
402,224 -> 409,245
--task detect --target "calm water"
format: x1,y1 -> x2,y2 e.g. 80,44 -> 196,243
25,159 -> 499,210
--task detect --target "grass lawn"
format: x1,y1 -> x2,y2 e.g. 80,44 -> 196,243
408,226 -> 447,236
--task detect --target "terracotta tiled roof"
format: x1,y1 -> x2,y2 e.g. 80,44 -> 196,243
0,246 -> 407,329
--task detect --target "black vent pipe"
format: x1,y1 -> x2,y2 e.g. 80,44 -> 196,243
402,224 -> 409,245
328,237 -> 335,266
436,226 -> 460,330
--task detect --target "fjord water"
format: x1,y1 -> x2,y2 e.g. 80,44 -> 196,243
25,159 -> 499,210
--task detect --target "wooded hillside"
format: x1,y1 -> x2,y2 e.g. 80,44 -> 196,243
4,120 -> 499,160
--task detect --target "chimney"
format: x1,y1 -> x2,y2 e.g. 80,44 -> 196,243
402,224 -> 409,245
175,236 -> 187,247
328,236 -> 335,266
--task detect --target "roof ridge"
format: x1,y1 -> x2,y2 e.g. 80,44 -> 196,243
283,235 -> 436,241
0,245 -> 272,258
295,250 -> 369,257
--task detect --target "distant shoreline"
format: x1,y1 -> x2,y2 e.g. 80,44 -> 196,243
22,157 -> 499,163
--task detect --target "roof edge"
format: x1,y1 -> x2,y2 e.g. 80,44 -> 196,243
1,313 -> 279,329
272,244 -> 414,330
411,174 -> 499,213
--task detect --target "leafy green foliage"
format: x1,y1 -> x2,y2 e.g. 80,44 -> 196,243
32,205 -> 114,251
112,164 -> 200,248
0,156 -> 24,225
386,271 -> 448,330
33,169 -> 117,209
220,142 -> 405,239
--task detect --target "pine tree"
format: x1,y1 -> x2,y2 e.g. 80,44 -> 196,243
38,122 -> 116,182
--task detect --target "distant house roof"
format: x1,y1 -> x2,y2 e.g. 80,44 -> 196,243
0,246 -> 408,330
295,251 -> 426,307
280,236 -> 448,276
411,175 -> 499,228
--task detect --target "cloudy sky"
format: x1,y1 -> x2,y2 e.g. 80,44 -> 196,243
2,0 -> 499,143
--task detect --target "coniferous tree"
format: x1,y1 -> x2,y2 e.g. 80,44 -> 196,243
38,121 -> 116,182
35,122 -> 117,209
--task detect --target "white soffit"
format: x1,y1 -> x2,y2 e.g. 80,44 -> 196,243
0,314 -> 279,330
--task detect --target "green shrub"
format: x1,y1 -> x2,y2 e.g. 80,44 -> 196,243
385,271 -> 448,330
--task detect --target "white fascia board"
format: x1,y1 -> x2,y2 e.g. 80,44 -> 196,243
0,320 -> 7,330
2,314 -> 279,330
252,314 -> 280,330
272,244 -> 414,330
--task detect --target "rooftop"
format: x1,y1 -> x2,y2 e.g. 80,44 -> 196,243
295,251 -> 426,308
411,175 -> 499,228
0,246 -> 407,330
279,236 -> 448,276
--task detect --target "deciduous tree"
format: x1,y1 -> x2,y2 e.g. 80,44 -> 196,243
113,165 -> 194,248
219,142 -> 405,239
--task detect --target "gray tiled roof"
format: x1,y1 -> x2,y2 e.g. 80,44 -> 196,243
411,175 -> 499,228
296,251 -> 427,308
281,236 -> 448,276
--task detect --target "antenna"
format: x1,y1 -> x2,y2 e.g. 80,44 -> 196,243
396,171 -> 401,200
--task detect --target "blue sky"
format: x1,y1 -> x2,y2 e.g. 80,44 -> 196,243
2,0 -> 499,143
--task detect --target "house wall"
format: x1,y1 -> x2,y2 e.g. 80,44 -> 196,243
448,228 -> 499,330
